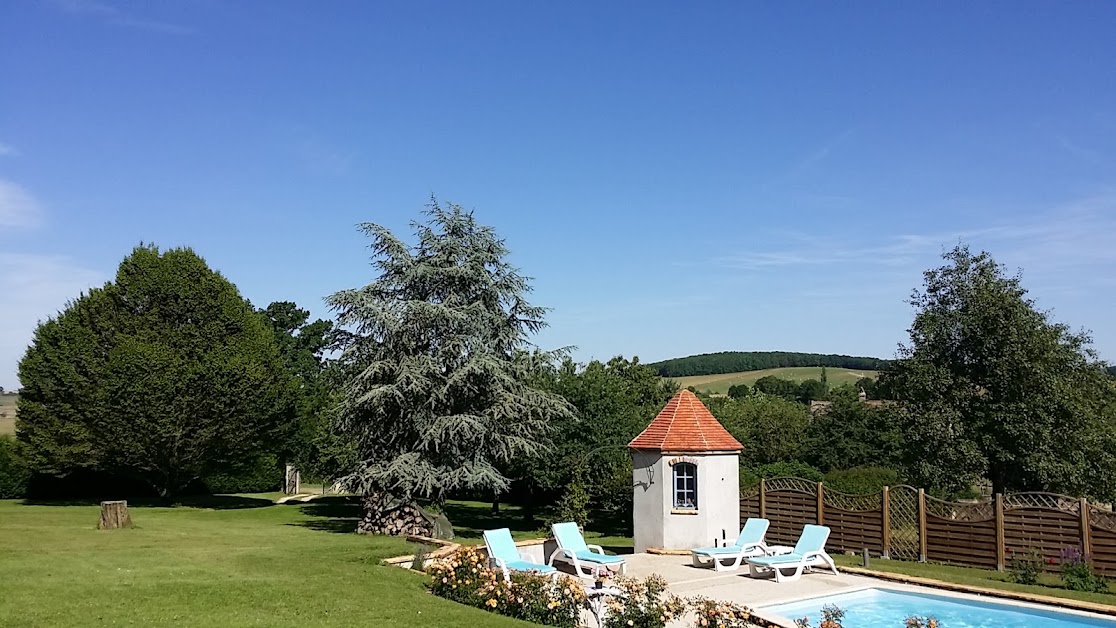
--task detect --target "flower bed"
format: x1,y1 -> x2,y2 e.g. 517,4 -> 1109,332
428,546 -> 584,627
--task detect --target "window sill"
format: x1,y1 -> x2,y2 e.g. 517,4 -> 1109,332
670,509 -> 699,515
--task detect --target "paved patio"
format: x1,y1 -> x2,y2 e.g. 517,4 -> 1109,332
616,553 -> 877,626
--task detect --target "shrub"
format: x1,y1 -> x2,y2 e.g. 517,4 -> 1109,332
793,607 -> 939,628
745,461 -> 823,484
0,434 -> 30,499
823,467 -> 901,495
1060,547 -> 1109,593
428,547 -> 584,627
1008,547 -> 1044,585
202,454 -> 280,494
795,605 -> 846,628
689,598 -> 766,627
601,574 -> 686,628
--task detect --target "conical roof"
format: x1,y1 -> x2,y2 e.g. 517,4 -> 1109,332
629,389 -> 743,453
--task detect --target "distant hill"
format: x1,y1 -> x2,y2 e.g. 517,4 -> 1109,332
648,351 -> 889,378
0,394 -> 16,435
672,367 -> 877,395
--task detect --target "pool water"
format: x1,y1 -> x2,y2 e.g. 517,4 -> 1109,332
762,588 -> 1116,628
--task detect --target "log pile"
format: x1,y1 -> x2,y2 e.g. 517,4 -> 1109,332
357,491 -> 447,537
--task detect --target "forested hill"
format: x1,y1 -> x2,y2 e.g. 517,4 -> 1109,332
648,351 -> 889,377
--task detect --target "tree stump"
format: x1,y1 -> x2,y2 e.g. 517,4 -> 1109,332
99,500 -> 133,529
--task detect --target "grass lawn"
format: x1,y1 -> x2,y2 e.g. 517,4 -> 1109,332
671,367 -> 877,395
832,554 -> 1116,606
443,500 -> 633,554
0,495 -> 534,627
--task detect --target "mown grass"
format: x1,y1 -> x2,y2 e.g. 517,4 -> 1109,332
443,500 -> 633,553
0,495 -> 531,627
672,367 -> 877,394
0,394 -> 16,435
833,554 -> 1116,606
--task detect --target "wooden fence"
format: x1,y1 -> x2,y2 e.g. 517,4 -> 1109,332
739,477 -> 1116,575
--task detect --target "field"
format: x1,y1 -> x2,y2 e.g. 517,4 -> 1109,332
0,496 -> 542,628
0,395 -> 16,435
670,367 -> 877,395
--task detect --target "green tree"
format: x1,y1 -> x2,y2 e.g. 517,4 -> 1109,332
726,383 -> 750,399
796,378 -> 828,403
804,397 -> 903,472
326,199 -> 575,534
257,301 -> 340,478
856,376 -> 878,399
752,376 -> 798,401
710,393 -> 810,465
885,245 -> 1116,498
17,245 -> 294,497
517,356 -> 677,529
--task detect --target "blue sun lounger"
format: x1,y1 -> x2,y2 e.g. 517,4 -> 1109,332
691,518 -> 771,572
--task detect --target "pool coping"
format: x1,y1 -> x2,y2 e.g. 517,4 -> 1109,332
838,566 -> 1116,618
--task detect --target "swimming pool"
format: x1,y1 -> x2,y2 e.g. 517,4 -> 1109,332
761,588 -> 1116,628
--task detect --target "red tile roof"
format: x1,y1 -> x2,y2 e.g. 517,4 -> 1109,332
629,389 -> 743,453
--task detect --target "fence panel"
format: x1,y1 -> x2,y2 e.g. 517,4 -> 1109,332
824,489 -> 884,555
888,486 -> 920,560
763,478 -> 818,546
1091,507 -> 1116,576
740,484 -> 760,522
1004,509 -> 1080,572
738,477 -> 1114,575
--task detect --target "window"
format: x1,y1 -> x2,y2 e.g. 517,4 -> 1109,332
673,462 -> 697,510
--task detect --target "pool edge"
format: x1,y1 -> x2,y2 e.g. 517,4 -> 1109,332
838,566 -> 1116,618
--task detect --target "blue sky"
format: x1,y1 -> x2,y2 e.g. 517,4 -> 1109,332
3,1 -> 1116,389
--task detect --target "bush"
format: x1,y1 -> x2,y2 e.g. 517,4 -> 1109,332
1060,547 -> 1109,593
1008,547 -> 1044,585
689,598 -> 768,627
601,574 -> 685,628
0,435 -> 30,499
428,547 -> 584,627
202,455 -> 280,494
823,467 -> 901,495
742,461 -> 823,487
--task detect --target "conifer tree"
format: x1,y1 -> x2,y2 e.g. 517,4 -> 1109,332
327,199 -> 574,533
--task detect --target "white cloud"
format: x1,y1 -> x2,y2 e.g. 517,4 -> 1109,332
0,254 -> 105,390
0,143 -> 17,157
711,192 -> 1116,276
0,179 -> 43,229
47,0 -> 192,34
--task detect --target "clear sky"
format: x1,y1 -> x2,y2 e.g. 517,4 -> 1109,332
3,1 -> 1116,389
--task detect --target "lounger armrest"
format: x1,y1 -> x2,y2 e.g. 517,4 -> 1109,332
586,544 -> 606,555
742,541 -> 768,554
491,556 -> 510,570
548,547 -> 575,566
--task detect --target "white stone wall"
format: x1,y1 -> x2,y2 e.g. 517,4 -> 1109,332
632,450 -> 665,552
632,451 -> 740,552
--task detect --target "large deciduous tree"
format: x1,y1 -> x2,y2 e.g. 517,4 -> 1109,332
884,245 -> 1116,498
257,301 -> 347,479
17,245 -> 294,497
327,199 -> 574,534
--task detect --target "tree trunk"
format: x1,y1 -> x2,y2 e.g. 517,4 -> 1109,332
491,493 -> 501,514
99,501 -> 133,529
356,491 -> 435,537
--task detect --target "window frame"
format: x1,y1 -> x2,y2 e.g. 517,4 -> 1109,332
672,461 -> 698,510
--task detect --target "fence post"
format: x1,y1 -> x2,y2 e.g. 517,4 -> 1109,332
881,486 -> 891,559
995,494 -> 1005,571
817,481 -> 825,525
917,488 -> 927,562
1081,497 -> 1092,557
759,478 -> 766,519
